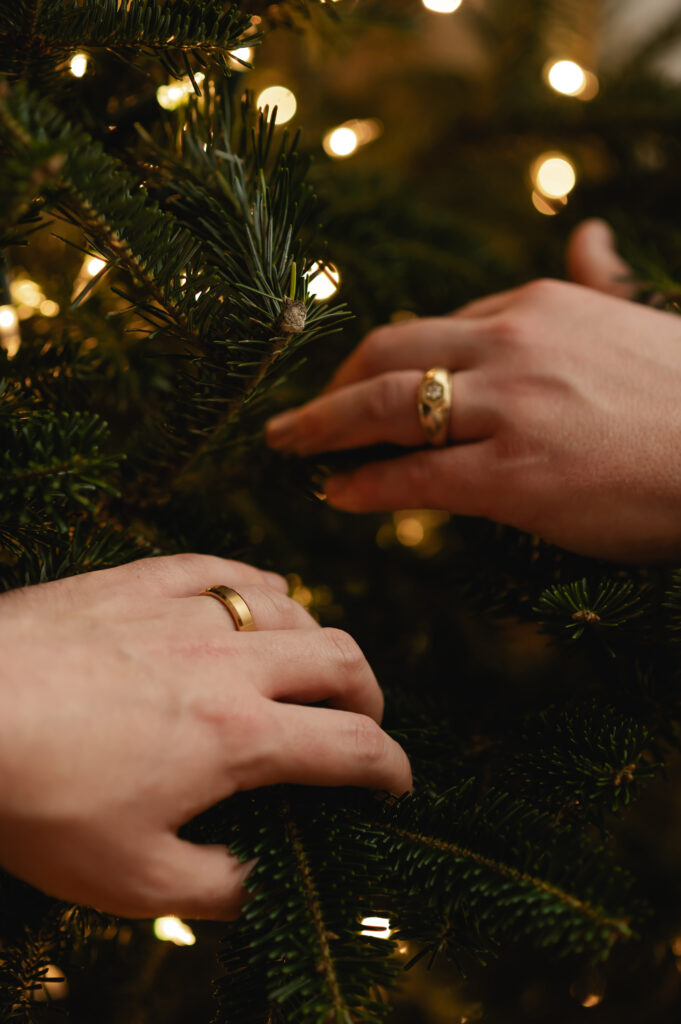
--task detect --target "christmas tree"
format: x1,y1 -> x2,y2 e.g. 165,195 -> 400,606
4,1 -> 681,1021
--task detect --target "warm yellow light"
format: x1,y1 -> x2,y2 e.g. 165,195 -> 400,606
87,257 -> 106,277
70,53 -> 88,78
256,86 -> 297,125
324,126 -> 359,158
11,279 -> 43,307
396,517 -> 425,547
306,262 -> 340,301
360,916 -> 391,939
532,153 -> 577,198
422,0 -> 462,11
32,964 -> 68,1002
156,72 -> 205,111
230,46 -> 253,65
0,305 -> 17,330
153,917 -> 196,946
39,299 -> 60,317
672,935 -> 681,956
0,305 -> 21,358
531,189 -> 567,216
546,59 -> 586,96
581,993 -> 604,1008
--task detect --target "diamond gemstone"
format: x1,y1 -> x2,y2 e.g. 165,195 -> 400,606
424,380 -> 444,402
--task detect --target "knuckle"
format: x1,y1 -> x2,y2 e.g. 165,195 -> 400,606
353,715 -> 386,764
489,315 -> 527,352
363,374 -> 402,423
325,628 -> 365,677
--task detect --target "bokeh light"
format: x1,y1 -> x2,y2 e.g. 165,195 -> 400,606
422,0 -> 462,12
531,152 -> 577,198
153,917 -> 196,946
69,53 -> 88,78
256,86 -> 297,125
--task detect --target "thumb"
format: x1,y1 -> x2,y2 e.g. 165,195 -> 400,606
566,219 -> 637,299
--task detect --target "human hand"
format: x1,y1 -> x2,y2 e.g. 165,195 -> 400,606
0,555 -> 411,919
266,221 -> 681,562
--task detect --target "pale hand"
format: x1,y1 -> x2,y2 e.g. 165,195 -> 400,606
267,221 -> 681,562
0,555 -> 411,919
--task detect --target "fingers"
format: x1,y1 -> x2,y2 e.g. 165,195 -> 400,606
566,219 -> 637,299
123,835 -> 257,921
448,289 -> 519,320
183,583 -> 319,633
260,703 -> 412,795
323,443 -> 496,515
233,628 -> 385,723
37,554 -> 289,612
267,370 -> 494,455
323,318 -> 483,394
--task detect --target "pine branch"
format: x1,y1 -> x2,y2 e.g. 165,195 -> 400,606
509,701 -> 659,825
1,0 -> 256,80
0,410 -> 121,534
379,786 -> 637,963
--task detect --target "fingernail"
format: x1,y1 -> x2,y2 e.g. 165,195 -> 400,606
266,411 -> 298,449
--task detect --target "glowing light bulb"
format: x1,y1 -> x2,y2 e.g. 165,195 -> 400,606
581,994 -> 604,1008
531,152 -> 577,198
396,517 -> 425,547
256,86 -> 297,125
546,60 -> 586,96
230,46 -> 253,65
0,305 -> 21,358
156,73 -> 205,111
40,299 -> 60,317
0,305 -> 17,330
422,0 -> 462,12
360,916 -> 391,939
306,262 -> 340,301
153,917 -> 196,946
32,965 -> 68,1002
324,126 -> 359,158
544,59 -> 599,100
87,257 -> 106,277
69,53 -> 88,78
531,190 -> 567,216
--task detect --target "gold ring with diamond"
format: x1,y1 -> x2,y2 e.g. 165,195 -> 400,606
417,367 -> 452,447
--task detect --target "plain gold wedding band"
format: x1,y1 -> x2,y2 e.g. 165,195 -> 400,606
201,585 -> 257,631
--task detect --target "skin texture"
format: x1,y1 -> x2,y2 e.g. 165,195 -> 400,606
267,220 -> 681,563
0,554 -> 411,920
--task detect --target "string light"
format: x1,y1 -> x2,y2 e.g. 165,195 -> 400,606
32,965 -> 68,1002
256,85 -> 297,125
422,0 -> 462,12
323,118 -> 382,159
72,254 -> 108,303
306,262 -> 340,301
69,53 -> 88,78
156,72 -> 205,111
228,46 -> 254,69
544,59 -> 599,100
324,126 -> 358,158
531,190 -> 567,216
531,152 -> 577,199
0,305 -> 20,358
360,916 -> 391,939
153,916 -> 196,946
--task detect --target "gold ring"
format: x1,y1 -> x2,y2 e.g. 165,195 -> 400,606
417,367 -> 452,446
201,585 -> 256,631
